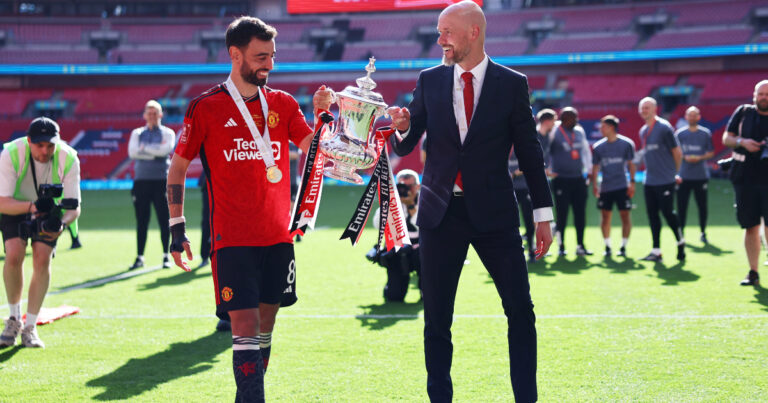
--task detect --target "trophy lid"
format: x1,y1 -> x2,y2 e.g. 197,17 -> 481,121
338,57 -> 387,108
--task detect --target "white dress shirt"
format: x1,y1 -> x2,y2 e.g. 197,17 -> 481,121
400,55 -> 553,223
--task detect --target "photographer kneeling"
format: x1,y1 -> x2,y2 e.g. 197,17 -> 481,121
366,169 -> 421,302
0,117 -> 81,348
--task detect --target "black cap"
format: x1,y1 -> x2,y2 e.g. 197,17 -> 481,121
27,117 -> 60,143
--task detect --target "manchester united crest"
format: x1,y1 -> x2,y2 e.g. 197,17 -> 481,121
268,110 -> 279,128
221,287 -> 233,302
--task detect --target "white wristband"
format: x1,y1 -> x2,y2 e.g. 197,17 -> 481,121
169,216 -> 186,226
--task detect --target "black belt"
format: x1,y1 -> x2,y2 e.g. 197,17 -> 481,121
452,191 -> 464,197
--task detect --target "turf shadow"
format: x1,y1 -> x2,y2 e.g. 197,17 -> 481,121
685,242 -> 733,256
598,255 -> 644,273
752,285 -> 768,312
539,255 -> 599,275
356,300 -> 423,331
651,260 -> 701,285
138,266 -> 210,291
0,345 -> 23,364
86,331 -> 230,401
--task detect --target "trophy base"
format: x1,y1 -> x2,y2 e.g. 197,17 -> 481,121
324,164 -> 364,184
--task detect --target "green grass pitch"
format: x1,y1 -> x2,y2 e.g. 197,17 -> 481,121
1,180 -> 767,402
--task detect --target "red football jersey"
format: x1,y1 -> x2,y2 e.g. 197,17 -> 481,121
176,84 -> 313,251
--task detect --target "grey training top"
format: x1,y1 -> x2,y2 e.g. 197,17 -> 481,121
639,117 -> 679,186
128,124 -> 176,181
508,152 -> 528,191
675,126 -> 713,180
592,134 -> 635,193
547,124 -> 592,178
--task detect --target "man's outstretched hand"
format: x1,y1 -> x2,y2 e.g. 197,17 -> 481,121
534,221 -> 553,260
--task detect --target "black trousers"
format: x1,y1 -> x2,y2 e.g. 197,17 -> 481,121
515,188 -> 535,255
419,196 -> 536,403
201,181 -> 211,260
552,176 -> 587,248
643,183 -> 682,248
676,179 -> 708,235
131,179 -> 170,256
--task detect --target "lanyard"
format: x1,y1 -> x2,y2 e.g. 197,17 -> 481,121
558,126 -> 575,148
224,76 -> 276,170
642,119 -> 656,149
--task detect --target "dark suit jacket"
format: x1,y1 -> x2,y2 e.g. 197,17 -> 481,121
392,60 -> 553,232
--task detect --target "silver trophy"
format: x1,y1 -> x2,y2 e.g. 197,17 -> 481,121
319,57 -> 388,184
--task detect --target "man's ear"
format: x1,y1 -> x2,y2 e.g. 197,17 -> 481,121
228,46 -> 241,64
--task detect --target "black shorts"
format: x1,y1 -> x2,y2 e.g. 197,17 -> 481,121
597,188 -> 632,211
212,243 -> 297,320
0,213 -> 57,250
734,183 -> 768,229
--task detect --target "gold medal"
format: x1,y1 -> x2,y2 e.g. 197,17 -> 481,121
266,166 -> 282,183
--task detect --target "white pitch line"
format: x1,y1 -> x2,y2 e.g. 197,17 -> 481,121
69,313 -> 768,320
50,266 -> 163,295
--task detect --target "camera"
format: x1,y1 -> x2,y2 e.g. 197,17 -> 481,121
365,243 -> 420,275
18,184 -> 79,238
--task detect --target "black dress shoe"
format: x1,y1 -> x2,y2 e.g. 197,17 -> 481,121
603,247 -> 612,257
128,257 -> 144,271
617,247 -> 627,257
641,252 -> 662,262
70,237 -> 82,249
677,244 -> 686,261
740,270 -> 759,286
576,246 -> 593,256
558,249 -> 567,257
700,233 -> 708,244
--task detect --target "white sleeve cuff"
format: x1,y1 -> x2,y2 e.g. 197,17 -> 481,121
397,127 -> 410,139
533,207 -> 553,223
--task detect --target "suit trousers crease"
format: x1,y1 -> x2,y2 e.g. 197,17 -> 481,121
420,195 -> 538,403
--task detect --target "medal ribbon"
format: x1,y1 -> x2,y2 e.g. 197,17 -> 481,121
224,76 -> 278,173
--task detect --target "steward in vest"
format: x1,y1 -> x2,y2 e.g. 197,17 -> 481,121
0,117 -> 81,349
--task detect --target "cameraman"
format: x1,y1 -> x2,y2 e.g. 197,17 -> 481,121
723,80 -> 768,286
0,117 -> 81,348
368,169 -> 421,302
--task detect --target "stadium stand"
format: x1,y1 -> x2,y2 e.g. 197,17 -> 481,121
109,45 -> 208,64
63,86 -> 172,115
564,74 -> 678,104
0,89 -> 51,117
535,32 -> 638,54
342,41 -> 422,61
0,46 -> 99,64
687,71 -> 766,102
642,26 -> 755,49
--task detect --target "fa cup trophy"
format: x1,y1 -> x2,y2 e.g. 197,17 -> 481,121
319,57 -> 388,184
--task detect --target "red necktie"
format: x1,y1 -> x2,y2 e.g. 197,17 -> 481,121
456,71 -> 474,191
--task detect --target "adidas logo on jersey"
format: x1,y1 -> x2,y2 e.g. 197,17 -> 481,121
224,118 -> 238,128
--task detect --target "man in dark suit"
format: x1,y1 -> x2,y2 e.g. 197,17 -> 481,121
387,2 -> 553,401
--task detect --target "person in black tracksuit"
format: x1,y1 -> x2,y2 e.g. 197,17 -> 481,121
547,107 -> 593,256
674,106 -> 714,243
128,100 -> 175,270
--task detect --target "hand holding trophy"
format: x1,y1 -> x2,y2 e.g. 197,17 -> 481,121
290,57 -> 410,251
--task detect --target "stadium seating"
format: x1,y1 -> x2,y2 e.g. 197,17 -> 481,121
564,74 -> 678,104
642,26 -> 754,49
111,24 -> 208,45
110,46 -> 208,64
687,71 -> 765,102
1,23 -> 97,44
63,86 -> 171,115
342,41 -> 422,61
0,89 -> 52,117
535,32 -> 638,54
663,0 -> 759,27
0,47 -> 99,64
348,15 -> 434,41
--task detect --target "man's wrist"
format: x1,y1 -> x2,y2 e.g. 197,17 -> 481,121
169,216 -> 185,226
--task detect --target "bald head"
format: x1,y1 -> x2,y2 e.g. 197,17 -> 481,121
685,106 -> 700,127
437,1 -> 486,69
638,97 -> 658,122
754,79 -> 768,113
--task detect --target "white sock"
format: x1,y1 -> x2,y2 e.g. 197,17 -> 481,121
9,303 -> 21,319
604,238 -> 611,247
622,238 -> 629,248
651,248 -> 662,255
137,255 -> 144,261
163,253 -> 169,259
24,312 -> 38,329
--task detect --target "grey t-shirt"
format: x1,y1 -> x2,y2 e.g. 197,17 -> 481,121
508,152 -> 528,191
640,117 -> 679,186
592,134 -> 635,193
675,126 -> 713,180
548,124 -> 591,178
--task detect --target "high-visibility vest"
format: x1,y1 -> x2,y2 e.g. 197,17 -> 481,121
4,137 -> 80,237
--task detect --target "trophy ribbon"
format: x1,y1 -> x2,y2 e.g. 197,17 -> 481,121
340,128 -> 410,251
289,112 -> 333,237
224,76 -> 281,183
